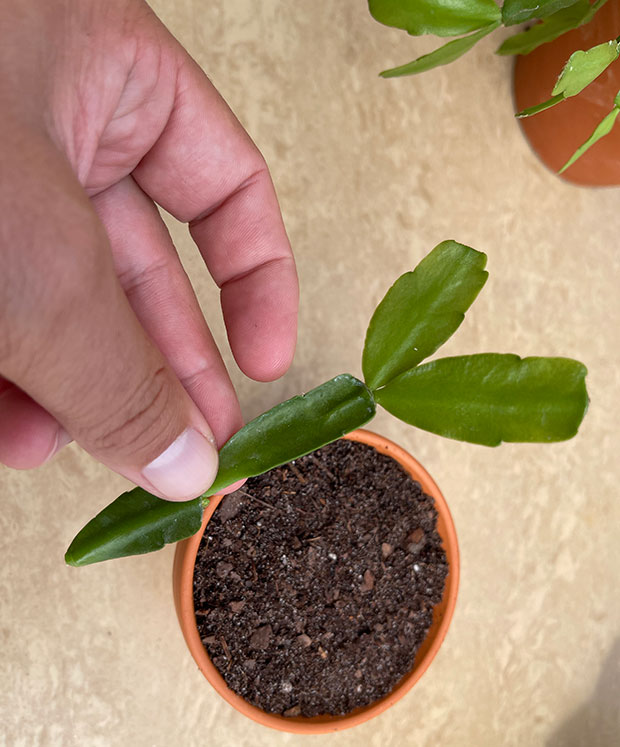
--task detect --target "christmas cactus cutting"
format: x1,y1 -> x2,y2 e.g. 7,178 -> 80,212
65,240 -> 588,567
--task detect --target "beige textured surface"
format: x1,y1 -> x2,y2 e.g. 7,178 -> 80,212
2,2 -> 620,745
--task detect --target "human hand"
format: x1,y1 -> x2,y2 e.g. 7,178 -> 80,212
0,0 -> 298,500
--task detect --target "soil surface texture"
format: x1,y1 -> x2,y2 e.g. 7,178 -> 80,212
193,439 -> 448,717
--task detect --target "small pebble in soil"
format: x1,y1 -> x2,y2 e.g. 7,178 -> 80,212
193,439 -> 448,718
381,542 -> 394,558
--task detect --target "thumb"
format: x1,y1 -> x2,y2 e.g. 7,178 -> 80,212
1,138 -> 218,501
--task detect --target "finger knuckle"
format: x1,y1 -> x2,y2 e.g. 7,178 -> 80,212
86,365 -> 177,460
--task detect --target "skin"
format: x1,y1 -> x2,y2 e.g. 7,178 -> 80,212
0,0 -> 299,497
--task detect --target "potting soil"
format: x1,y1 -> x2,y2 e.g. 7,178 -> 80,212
193,439 -> 448,717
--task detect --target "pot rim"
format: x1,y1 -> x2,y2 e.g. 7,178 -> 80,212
172,428 -> 460,734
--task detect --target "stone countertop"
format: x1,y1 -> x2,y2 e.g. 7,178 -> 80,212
2,2 -> 619,745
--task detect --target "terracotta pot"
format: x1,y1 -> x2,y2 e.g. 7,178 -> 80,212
172,428 -> 459,734
514,0 -> 620,185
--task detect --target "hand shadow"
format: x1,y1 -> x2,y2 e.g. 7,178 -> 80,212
547,637 -> 620,747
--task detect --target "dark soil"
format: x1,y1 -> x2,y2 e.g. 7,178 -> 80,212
193,439 -> 448,718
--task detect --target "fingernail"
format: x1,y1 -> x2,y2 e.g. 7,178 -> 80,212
43,427 -> 73,464
142,427 -> 219,501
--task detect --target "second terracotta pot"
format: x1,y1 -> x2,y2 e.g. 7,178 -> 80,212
514,0 -> 620,186
172,429 -> 459,734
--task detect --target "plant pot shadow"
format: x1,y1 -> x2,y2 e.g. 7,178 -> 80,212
546,637 -> 620,747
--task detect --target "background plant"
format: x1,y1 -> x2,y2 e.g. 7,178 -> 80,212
65,240 -> 588,567
369,0 -> 619,171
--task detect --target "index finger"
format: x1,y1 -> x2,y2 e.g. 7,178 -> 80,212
133,44 -> 298,383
